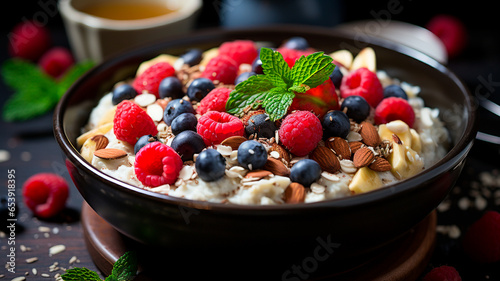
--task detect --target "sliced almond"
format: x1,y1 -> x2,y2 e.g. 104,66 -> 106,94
93,148 -> 127,160
220,136 -> 247,150
80,135 -> 109,162
359,121 -> 381,147
329,49 -> 353,69
263,157 -> 290,177
369,157 -> 392,172
351,47 -> 376,72
91,134 -> 109,150
310,146 -> 340,174
348,141 -> 363,156
352,147 -> 375,168
284,182 -> 306,204
326,137 -> 351,160
245,170 -> 272,180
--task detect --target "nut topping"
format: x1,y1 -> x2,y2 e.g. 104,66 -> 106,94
284,182 -> 306,203
352,147 -> 375,168
326,137 -> 351,160
359,121 -> 381,147
310,146 -> 340,174
93,148 -> 128,160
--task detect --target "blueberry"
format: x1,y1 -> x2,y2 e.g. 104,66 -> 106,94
383,85 -> 408,100
290,159 -> 321,187
171,113 -> 197,135
112,84 -> 138,105
282,36 -> 309,50
187,78 -> 215,101
329,65 -> 343,89
245,113 -> 277,139
180,48 -> 203,66
322,110 -> 351,139
237,140 -> 268,170
134,134 -> 160,154
341,96 -> 371,123
159,76 -> 184,99
251,57 -> 263,74
195,148 -> 226,182
163,99 -> 196,126
235,71 -> 256,85
171,130 -> 206,161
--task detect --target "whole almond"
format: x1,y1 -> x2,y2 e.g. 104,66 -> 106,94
268,143 -> 291,165
94,148 -> 128,160
349,141 -> 363,155
220,136 -> 247,150
91,134 -> 109,151
359,121 -> 381,147
326,137 -> 351,160
263,157 -> 290,176
352,147 -> 375,168
245,170 -> 272,179
310,146 -> 340,174
369,157 -> 392,172
284,182 -> 306,204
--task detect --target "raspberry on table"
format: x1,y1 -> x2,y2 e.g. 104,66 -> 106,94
22,173 -> 69,219
200,55 -> 239,85
8,20 -> 51,61
374,97 -> 415,127
38,47 -> 74,78
113,100 -> 158,145
278,110 -> 323,157
132,62 -> 175,98
218,40 -> 258,65
196,87 -> 231,115
463,210 -> 500,263
423,265 -> 462,281
340,67 -> 384,108
196,111 -> 245,146
134,142 -> 183,187
426,14 -> 467,58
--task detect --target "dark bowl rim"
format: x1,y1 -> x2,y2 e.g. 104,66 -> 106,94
53,25 -> 478,213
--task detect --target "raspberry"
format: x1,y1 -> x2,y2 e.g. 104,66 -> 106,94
277,47 -> 314,68
423,266 -> 462,281
340,67 -> 384,108
22,173 -> 69,219
8,20 -> 51,61
426,15 -> 467,58
463,211 -> 500,263
218,40 -> 258,65
113,100 -> 158,145
278,111 -> 323,156
196,87 -> 231,115
132,62 -> 175,98
201,55 -> 238,85
196,111 -> 245,146
134,142 -> 183,187
38,47 -> 74,78
374,97 -> 415,127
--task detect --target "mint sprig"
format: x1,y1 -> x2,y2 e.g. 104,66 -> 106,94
225,48 -> 335,121
61,251 -> 137,281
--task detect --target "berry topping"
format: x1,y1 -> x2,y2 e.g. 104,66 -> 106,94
132,62 -> 175,98
289,78 -> 339,118
278,111 -> 323,157
237,140 -> 268,170
341,95 -> 371,123
235,71 -> 257,85
218,40 -> 259,65
329,65 -> 343,89
38,47 -> 74,78
187,77 -> 215,102
200,55 -> 239,84
245,113 -> 277,139
114,100 -> 158,145
196,87 -> 231,115
383,84 -> 408,100
322,110 -> 351,139
251,56 -> 263,74
8,20 -> 51,61
423,265 -> 462,281
171,112 -> 198,135
282,36 -> 309,51
170,130 -> 206,161
276,47 -> 314,68
374,97 -> 415,127
112,84 -> 138,105
163,98 -> 196,126
195,148 -> 226,182
426,15 -> 467,58
134,142 -> 183,187
196,111 -> 245,146
179,48 -> 203,66
159,76 -> 184,99
463,211 -> 500,263
22,173 -> 69,219
290,159 -> 321,187
340,67 -> 384,108
134,134 -> 160,154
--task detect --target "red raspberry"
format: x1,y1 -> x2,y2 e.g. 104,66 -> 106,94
340,67 -> 384,108
426,15 -> 467,58
8,20 -> 51,61
113,100 -> 158,145
132,62 -> 175,98
276,47 -> 315,68
196,87 -> 231,115
374,97 -> 415,127
196,111 -> 245,146
423,266 -> 462,281
218,40 -> 258,65
22,173 -> 69,219
38,47 -> 74,78
278,111 -> 323,157
201,55 -> 239,84
463,211 -> 500,263
134,142 -> 183,187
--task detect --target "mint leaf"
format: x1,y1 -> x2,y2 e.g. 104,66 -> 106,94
2,87 -> 56,121
291,52 -> 334,89
260,48 -> 291,88
262,88 -> 295,121
2,59 -> 55,92
110,251 -> 137,281
61,267 -> 102,281
226,75 -> 274,116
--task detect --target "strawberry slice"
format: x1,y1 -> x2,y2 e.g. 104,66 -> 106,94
289,79 -> 339,118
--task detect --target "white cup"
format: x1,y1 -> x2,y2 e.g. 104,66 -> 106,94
59,0 -> 202,62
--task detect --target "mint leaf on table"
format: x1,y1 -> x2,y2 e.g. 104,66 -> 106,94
61,267 -> 102,281
61,251 -> 137,281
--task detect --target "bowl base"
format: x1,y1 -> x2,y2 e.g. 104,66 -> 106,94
82,202 -> 436,280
